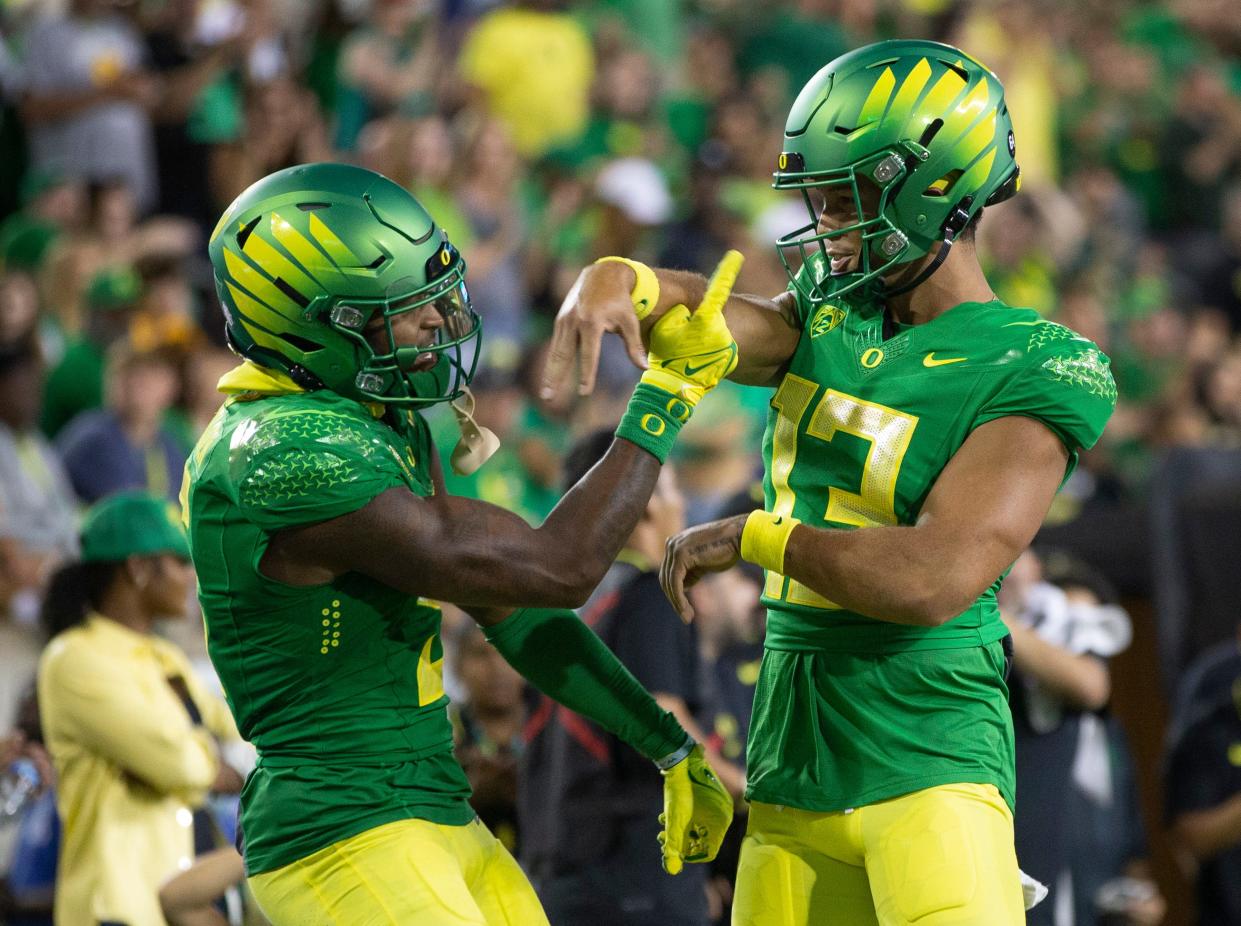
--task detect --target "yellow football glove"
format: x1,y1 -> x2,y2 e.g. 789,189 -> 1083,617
640,250 -> 743,407
657,744 -> 734,875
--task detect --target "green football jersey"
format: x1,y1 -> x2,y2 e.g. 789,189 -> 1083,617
184,388 -> 473,875
743,258 -> 1116,814
760,266 -> 1116,653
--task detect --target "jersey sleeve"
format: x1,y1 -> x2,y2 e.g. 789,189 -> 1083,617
974,339 -> 1117,453
230,411 -> 410,531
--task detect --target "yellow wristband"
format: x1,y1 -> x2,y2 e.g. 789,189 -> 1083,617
740,510 -> 801,574
594,255 -> 660,320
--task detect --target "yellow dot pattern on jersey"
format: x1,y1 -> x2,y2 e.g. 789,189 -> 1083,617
321,601 -> 344,655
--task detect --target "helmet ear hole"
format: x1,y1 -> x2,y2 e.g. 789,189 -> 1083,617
924,169 -> 963,197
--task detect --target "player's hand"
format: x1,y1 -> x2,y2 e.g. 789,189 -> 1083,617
542,260 -> 650,398
658,744 -> 734,875
660,514 -> 748,621
639,250 -> 743,408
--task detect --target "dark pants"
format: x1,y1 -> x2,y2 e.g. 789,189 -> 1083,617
535,814 -> 710,926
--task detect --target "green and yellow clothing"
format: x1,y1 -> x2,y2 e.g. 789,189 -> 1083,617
184,367 -> 473,875
38,614 -> 238,926
249,817 -> 548,926
747,257 -> 1116,816
40,337 -> 104,439
734,784 -> 1025,926
458,8 -> 594,158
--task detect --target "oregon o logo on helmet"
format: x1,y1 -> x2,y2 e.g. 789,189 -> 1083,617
779,153 -> 788,170
440,249 -> 451,266
641,414 -> 667,437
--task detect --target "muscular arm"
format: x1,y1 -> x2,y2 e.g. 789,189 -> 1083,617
780,416 -> 1068,626
543,260 -> 801,396
261,437 -> 661,613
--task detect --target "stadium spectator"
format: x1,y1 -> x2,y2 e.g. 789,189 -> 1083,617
1166,622 -> 1241,926
37,491 -> 243,926
334,0 -> 442,151
449,618 -> 527,854
40,266 -> 142,439
520,428 -> 733,926
142,0 -> 252,234
209,74 -> 333,207
0,688 -> 57,926
129,253 -> 203,355
454,117 -> 530,364
1001,551 -> 1121,922
57,342 -> 185,504
166,346 -> 236,457
0,170 -> 83,276
1002,551 -> 1164,925
18,0 -> 161,212
457,0 -> 594,158
0,339 -> 77,626
0,270 -> 39,347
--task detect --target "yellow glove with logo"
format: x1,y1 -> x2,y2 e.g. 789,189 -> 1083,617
640,250 -> 743,408
657,744 -> 735,875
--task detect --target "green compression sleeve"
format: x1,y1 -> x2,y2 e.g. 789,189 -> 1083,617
484,606 -> 691,765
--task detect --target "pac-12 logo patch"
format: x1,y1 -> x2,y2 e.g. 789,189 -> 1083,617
809,304 -> 846,338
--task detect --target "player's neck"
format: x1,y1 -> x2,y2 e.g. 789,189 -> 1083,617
882,241 -> 996,327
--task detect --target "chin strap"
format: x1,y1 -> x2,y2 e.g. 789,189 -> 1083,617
449,387 -> 500,476
881,235 -> 954,298
881,196 -> 974,299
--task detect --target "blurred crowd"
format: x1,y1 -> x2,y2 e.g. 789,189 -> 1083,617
0,0 -> 1240,924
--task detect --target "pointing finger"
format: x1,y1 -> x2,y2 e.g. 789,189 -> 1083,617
696,250 -> 745,319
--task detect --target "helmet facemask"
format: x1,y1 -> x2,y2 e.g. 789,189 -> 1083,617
771,41 -> 1023,304
330,247 -> 482,407
774,144 -> 933,302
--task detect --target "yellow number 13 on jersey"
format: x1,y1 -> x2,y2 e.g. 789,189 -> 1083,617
765,374 -> 918,609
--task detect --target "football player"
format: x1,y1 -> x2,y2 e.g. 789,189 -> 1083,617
183,163 -> 734,924
543,40 -> 1116,925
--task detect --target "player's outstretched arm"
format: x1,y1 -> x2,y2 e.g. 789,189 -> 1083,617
662,416 -> 1068,625
263,253 -> 746,611
474,603 -> 734,875
541,257 -> 801,397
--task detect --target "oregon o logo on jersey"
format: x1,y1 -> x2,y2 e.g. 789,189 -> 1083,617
860,347 -> 884,368
809,304 -> 847,338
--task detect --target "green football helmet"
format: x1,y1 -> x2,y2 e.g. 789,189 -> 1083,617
208,163 -> 480,407
773,39 -> 1021,300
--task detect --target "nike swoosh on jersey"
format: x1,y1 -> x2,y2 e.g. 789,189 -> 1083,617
923,353 -> 968,367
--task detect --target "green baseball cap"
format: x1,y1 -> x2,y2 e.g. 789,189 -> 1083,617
85,267 -> 143,312
79,491 -> 191,563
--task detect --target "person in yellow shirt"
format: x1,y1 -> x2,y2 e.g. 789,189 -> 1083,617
458,0 -> 595,158
38,492 -> 243,926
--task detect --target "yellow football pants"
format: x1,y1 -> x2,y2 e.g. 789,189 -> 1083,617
248,817 -> 550,926
732,783 -> 1025,926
